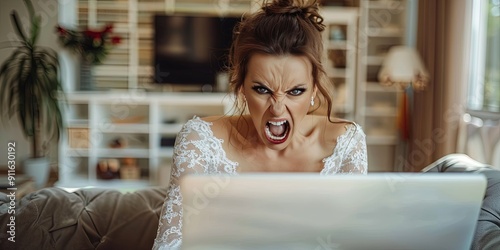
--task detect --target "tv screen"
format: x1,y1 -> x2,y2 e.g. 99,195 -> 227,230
153,14 -> 240,89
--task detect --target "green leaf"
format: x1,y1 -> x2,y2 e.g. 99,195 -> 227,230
10,11 -> 28,44
7,83 -> 17,117
0,51 -> 26,115
23,0 -> 35,19
37,48 -> 59,66
51,96 -> 64,140
31,16 -> 41,45
18,81 -> 28,137
0,71 -> 15,119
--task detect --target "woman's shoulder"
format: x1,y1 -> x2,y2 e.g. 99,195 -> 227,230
313,115 -> 365,144
180,116 -> 212,131
199,115 -> 229,125
182,115 -> 234,128
176,116 -> 221,142
173,116 -> 238,175
200,115 -> 251,136
179,115 -> 238,142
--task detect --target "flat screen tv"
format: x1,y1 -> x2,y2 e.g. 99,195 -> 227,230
153,14 -> 240,90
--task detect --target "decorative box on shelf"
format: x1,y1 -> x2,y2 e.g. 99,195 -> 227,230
120,158 -> 141,180
68,128 -> 89,148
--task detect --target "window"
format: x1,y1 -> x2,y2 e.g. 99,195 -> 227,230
468,0 -> 500,114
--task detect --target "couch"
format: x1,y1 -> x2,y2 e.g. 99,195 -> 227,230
422,154 -> 500,249
0,154 -> 499,250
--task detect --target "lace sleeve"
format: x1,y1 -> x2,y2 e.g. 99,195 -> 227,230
338,124 -> 368,174
152,118 -> 224,250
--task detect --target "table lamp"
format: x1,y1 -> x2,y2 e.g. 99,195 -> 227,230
378,46 -> 429,90
378,46 -> 429,170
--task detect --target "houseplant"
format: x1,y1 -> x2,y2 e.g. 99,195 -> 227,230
56,23 -> 121,90
0,0 -> 64,188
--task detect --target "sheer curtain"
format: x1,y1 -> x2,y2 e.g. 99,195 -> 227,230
405,0 -> 472,171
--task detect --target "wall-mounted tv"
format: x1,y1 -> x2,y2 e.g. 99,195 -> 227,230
153,14 -> 240,91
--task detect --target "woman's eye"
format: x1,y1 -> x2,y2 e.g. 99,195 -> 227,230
252,86 -> 271,94
288,88 -> 306,96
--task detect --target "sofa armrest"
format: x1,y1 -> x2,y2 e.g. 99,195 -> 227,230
422,154 -> 500,250
421,154 -> 493,173
472,169 -> 500,250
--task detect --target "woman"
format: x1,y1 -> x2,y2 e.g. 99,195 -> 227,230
152,0 -> 367,249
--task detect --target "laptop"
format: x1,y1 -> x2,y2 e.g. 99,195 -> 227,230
180,173 -> 486,250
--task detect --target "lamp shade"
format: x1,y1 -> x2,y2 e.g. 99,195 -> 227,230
378,46 -> 429,91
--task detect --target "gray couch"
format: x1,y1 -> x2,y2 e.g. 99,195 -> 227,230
1,154 -> 499,250
421,154 -> 500,249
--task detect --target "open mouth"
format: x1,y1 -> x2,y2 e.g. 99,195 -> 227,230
265,120 -> 289,144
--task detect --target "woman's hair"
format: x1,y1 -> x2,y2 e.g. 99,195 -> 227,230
229,0 -> 335,120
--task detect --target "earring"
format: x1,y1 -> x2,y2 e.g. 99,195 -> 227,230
310,97 -> 315,106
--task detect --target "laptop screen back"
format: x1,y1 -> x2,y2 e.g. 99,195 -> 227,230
180,173 -> 486,250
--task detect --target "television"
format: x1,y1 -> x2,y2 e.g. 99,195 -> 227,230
153,14 -> 240,91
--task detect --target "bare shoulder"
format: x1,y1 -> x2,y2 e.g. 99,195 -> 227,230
200,115 -> 243,139
200,115 -> 227,124
313,115 -> 359,144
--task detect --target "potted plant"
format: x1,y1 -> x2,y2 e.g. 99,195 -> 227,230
55,23 -> 121,90
0,0 -> 64,188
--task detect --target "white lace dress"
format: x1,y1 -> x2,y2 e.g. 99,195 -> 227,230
152,117 -> 367,250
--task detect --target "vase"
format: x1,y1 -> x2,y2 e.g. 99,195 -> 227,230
23,157 -> 50,189
80,58 -> 95,91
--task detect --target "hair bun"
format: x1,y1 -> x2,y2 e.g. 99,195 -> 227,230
263,0 -> 325,32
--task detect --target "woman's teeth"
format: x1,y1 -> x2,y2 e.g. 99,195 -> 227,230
266,120 -> 288,140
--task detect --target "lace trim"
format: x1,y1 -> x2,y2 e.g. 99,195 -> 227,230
321,122 -> 368,174
173,118 -> 238,176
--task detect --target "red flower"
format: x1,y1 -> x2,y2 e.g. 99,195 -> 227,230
84,29 -> 102,39
103,24 -> 113,33
111,36 -> 121,45
56,23 -> 121,64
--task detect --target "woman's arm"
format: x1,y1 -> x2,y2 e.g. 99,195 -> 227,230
152,118 -> 219,250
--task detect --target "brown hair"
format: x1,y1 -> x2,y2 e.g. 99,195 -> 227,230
228,0 -> 335,120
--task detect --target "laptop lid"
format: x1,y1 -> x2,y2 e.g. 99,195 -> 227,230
180,173 -> 486,250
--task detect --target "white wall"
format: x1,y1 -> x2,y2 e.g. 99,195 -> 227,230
0,0 -> 60,169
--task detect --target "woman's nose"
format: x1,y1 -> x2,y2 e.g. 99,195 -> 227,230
270,97 -> 285,116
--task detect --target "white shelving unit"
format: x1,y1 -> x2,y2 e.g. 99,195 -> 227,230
321,7 -> 359,120
356,0 -> 411,172
57,91 -> 233,188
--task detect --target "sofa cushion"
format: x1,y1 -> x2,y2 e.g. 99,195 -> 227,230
0,186 -> 168,250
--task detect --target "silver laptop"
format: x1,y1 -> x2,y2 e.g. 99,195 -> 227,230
180,173 -> 486,250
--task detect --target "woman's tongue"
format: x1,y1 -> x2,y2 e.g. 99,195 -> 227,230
269,123 -> 285,137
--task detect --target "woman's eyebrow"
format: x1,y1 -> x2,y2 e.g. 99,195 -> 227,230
251,81 -> 271,88
285,83 -> 308,91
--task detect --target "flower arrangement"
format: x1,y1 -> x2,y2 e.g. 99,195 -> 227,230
56,24 -> 121,64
